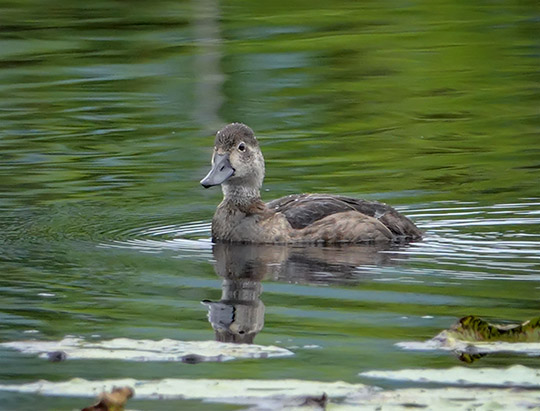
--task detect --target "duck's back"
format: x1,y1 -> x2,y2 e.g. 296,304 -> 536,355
267,194 -> 421,242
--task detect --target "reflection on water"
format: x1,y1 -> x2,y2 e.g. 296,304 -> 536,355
204,241 -> 401,343
96,199 -> 540,355
203,244 -> 267,344
102,199 -> 540,283
402,201 -> 540,279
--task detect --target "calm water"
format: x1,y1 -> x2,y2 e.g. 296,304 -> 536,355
0,0 -> 539,409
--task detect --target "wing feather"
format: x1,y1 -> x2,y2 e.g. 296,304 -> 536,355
266,194 -> 421,239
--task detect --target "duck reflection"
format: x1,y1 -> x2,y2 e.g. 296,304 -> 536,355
202,243 -> 269,343
203,242 -> 400,343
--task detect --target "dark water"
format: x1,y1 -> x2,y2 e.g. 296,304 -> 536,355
0,0 -> 539,409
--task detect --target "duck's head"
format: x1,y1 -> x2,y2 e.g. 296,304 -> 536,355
200,123 -> 265,194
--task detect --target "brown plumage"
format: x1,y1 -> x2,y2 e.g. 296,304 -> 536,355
201,123 -> 422,244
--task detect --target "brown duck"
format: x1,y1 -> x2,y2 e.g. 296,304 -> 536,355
201,123 -> 422,244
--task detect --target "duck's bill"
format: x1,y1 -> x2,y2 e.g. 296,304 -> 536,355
200,153 -> 235,188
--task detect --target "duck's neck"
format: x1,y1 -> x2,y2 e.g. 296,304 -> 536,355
222,184 -> 262,209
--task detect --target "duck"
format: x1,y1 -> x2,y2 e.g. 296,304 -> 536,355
201,123 -> 422,244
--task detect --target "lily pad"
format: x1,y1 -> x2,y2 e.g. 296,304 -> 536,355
396,316 -> 540,359
337,386 -> 540,410
0,378 -> 372,402
360,364 -> 540,388
0,378 -> 539,410
0,337 -> 293,362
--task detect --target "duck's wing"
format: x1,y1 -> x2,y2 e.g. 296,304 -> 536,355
267,194 -> 421,239
267,194 -> 386,229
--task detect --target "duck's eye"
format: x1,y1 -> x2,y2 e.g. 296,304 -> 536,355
238,142 -> 246,152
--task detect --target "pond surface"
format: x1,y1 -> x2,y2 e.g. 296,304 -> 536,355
0,0 -> 539,409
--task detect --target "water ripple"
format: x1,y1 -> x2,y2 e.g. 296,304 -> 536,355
97,200 -> 540,283
99,221 -> 212,255
395,200 -> 540,280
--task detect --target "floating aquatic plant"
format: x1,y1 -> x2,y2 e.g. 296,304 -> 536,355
396,315 -> 540,362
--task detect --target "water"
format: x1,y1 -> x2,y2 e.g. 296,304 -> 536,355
0,0 -> 539,409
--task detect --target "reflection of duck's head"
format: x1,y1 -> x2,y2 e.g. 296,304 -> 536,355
200,123 -> 265,198
203,243 -> 277,344
202,296 -> 264,344
204,242 -> 407,343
